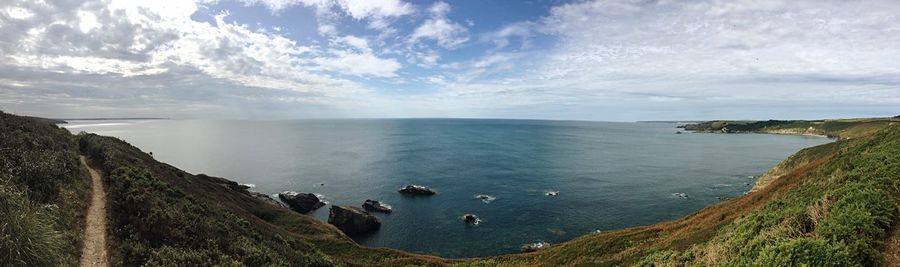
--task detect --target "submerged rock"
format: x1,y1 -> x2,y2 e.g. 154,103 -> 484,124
278,191 -> 325,213
399,185 -> 436,195
520,241 -> 549,253
672,192 -> 689,199
475,194 -> 496,203
675,131 -> 683,134
462,214 -> 481,225
362,199 -> 392,213
328,206 -> 381,236
545,191 -> 560,197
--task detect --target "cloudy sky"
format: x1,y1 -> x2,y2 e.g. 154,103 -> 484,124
1,0 -> 898,120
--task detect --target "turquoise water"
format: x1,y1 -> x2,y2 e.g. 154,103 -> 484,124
63,119 -> 830,258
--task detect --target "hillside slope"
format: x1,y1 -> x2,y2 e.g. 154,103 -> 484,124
681,118 -> 898,140
0,111 -> 91,266
1,111 -> 898,266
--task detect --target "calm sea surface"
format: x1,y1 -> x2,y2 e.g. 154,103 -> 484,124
63,119 -> 830,258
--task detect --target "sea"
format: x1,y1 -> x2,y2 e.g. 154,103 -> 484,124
62,119 -> 830,258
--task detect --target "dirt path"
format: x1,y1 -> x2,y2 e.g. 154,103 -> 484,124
79,156 -> 109,267
886,222 -> 900,267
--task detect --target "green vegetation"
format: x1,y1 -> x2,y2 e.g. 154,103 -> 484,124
681,117 -> 897,139
0,111 -> 91,266
2,111 -> 897,266
78,134 -> 344,266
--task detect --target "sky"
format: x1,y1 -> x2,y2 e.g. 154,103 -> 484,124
0,0 -> 898,121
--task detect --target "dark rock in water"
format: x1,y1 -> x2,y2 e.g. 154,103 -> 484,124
520,242 -> 549,253
675,131 -> 683,134
399,185 -> 436,195
328,206 -> 381,236
278,191 -> 325,213
362,199 -> 392,213
462,214 -> 480,225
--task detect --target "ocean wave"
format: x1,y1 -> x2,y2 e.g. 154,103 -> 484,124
474,194 -> 496,203
63,122 -> 132,129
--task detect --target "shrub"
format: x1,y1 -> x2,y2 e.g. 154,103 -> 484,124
0,180 -> 63,266
754,238 -> 853,266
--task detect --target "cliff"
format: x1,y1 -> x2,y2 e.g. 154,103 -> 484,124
681,118 -> 898,140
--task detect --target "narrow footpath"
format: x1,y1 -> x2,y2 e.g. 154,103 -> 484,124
886,223 -> 900,267
79,156 -> 109,267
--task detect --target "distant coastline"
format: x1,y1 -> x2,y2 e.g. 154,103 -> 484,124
678,118 -> 897,140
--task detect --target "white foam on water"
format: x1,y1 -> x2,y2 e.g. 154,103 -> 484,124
62,122 -> 133,129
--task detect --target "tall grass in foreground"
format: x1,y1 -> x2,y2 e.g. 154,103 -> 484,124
0,111 -> 92,266
0,180 -> 63,266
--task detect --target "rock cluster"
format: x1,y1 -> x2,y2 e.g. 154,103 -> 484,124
278,191 -> 325,213
399,184 -> 436,195
362,199 -> 392,213
462,214 -> 480,225
328,205 -> 381,236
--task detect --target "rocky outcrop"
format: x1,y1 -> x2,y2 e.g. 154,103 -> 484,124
278,191 -> 325,213
362,199 -> 392,213
399,185 -> 436,195
328,206 -> 381,236
462,214 -> 480,225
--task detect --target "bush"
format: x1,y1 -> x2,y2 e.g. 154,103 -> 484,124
0,111 -> 91,266
754,238 -> 853,266
0,180 -> 64,266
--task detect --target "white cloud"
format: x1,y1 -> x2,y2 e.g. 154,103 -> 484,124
336,0 -> 413,20
3,6 -> 33,20
389,0 -> 900,120
1,0 -> 898,120
335,35 -> 370,52
409,1 -> 468,49
315,51 -> 401,77
240,0 -> 413,31
0,0 -> 407,118
481,22 -> 534,49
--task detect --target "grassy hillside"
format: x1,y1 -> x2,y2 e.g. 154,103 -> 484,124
2,111 -> 898,266
681,118 -> 898,140
0,111 -> 91,266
